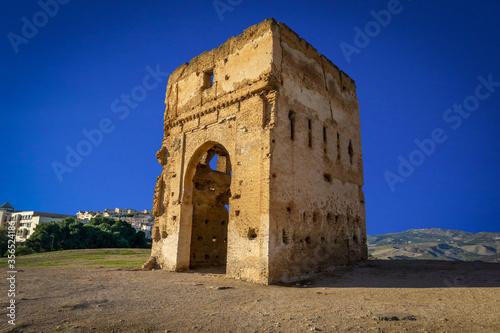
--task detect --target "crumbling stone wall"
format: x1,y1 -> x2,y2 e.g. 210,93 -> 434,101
268,23 -> 367,283
148,18 -> 366,284
189,145 -> 231,267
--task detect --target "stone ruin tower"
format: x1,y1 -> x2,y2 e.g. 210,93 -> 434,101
148,18 -> 367,284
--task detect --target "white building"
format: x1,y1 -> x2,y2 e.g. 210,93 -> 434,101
0,202 -> 15,229
8,211 -> 74,242
131,223 -> 152,239
103,209 -> 117,218
0,210 -> 12,228
76,211 -> 98,220
77,208 -> 151,221
114,208 -> 137,215
75,207 -> 153,239
0,202 -> 15,213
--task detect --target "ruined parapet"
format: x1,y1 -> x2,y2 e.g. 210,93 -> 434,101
149,18 -> 366,284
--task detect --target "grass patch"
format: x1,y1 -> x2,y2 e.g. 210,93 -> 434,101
0,248 -> 150,268
60,253 -> 109,259
34,262 -> 67,267
82,260 -> 146,266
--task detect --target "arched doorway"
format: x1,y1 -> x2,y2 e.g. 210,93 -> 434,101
187,143 -> 231,270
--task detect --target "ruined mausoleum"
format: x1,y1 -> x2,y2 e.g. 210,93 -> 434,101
147,18 -> 367,284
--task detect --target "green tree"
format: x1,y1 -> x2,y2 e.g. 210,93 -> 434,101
0,228 -> 9,257
111,221 -> 136,243
88,216 -> 116,227
21,216 -> 150,254
134,230 -> 148,248
25,221 -> 63,252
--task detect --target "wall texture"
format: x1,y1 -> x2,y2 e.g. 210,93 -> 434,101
147,18 -> 366,284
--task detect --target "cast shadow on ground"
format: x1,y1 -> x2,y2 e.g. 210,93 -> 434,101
299,260 -> 500,289
179,260 -> 500,288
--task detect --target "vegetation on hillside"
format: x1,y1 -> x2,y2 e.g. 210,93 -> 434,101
0,228 -> 9,257
368,228 -> 500,262
367,228 -> 500,246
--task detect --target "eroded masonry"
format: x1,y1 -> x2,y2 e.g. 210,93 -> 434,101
145,18 -> 367,284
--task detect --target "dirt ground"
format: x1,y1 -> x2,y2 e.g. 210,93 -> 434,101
1,256 -> 500,332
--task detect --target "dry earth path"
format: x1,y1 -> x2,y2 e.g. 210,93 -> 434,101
1,250 -> 499,332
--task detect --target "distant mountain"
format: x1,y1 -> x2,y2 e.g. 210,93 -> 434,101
367,228 -> 500,263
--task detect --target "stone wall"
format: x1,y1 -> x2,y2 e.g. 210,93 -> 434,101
268,22 -> 367,283
148,18 -> 366,284
150,19 -> 276,283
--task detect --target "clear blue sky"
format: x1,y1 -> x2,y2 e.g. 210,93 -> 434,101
1,1 -> 499,235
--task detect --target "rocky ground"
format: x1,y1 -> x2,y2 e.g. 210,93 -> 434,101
1,253 -> 500,332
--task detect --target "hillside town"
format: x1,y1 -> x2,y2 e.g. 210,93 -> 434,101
76,208 -> 154,239
0,202 -> 154,242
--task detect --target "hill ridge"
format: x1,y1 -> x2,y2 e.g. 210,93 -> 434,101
368,228 -> 500,262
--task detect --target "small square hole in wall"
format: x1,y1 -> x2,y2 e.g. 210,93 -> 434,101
247,228 -> 257,240
203,69 -> 214,89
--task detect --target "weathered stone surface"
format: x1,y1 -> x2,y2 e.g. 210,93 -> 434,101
141,256 -> 157,270
148,18 -> 367,284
